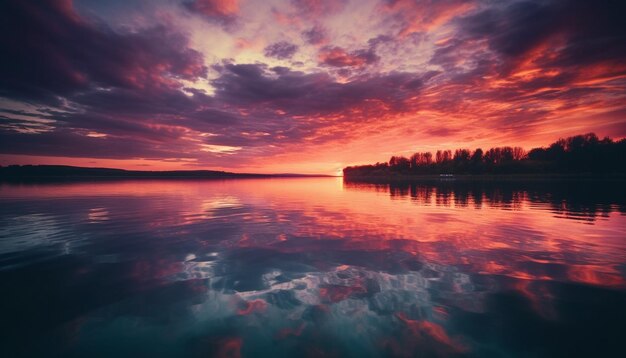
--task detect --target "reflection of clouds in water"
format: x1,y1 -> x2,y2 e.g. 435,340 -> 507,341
200,196 -> 241,213
87,207 -> 109,222
181,196 -> 243,222
0,179 -> 625,356
167,262 -> 477,356
178,260 -> 217,280
172,255 -> 480,317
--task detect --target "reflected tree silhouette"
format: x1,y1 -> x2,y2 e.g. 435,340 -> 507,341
343,180 -> 626,222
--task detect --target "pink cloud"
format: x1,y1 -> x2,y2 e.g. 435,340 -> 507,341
318,46 -> 378,67
185,0 -> 238,17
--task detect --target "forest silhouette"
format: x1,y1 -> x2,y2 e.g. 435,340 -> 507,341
344,133 -> 626,177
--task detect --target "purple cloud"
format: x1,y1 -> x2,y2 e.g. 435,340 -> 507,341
290,0 -> 348,18
183,0 -> 239,25
263,41 -> 299,59
302,24 -> 328,45
0,0 -> 207,104
0,0 -> 624,170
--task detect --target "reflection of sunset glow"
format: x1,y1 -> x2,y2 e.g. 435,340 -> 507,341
87,207 -> 109,222
3,178 -> 624,289
1,178 -> 625,356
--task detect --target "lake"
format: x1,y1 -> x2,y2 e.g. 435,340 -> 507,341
1,178 -> 625,357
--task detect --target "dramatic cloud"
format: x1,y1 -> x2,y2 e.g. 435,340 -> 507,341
263,41 -> 299,59
0,0 -> 207,104
0,0 -> 624,173
457,0 -> 626,69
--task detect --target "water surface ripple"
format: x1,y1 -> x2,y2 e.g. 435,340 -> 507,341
1,178 -> 625,357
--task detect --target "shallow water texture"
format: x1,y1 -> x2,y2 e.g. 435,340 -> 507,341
1,178 -> 625,357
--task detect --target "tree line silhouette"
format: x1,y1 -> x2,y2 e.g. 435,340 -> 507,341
344,133 -> 626,177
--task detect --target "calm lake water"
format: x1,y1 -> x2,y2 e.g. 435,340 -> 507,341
1,178 -> 625,357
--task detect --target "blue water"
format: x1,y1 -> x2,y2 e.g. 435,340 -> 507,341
1,178 -> 625,357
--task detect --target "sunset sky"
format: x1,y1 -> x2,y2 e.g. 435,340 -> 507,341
1,0 -> 625,174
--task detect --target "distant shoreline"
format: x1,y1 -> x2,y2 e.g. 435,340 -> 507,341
0,165 -> 335,182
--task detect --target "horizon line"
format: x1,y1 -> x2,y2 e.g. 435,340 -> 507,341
0,164 -> 341,178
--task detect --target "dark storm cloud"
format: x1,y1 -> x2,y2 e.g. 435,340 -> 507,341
455,0 -> 626,68
263,41 -> 299,60
458,1 -> 555,57
0,0 -> 207,104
